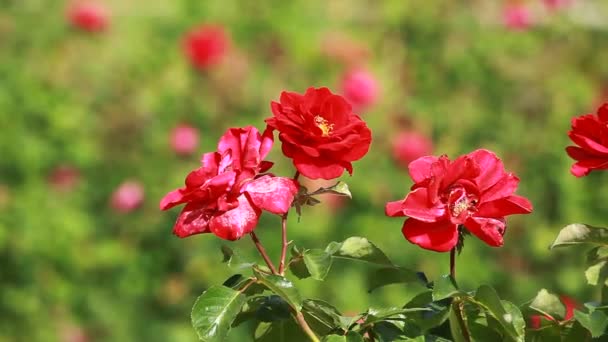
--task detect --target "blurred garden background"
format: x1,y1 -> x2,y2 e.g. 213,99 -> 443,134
2,0 -> 608,341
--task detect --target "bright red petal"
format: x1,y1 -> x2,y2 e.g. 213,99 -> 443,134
597,103 -> 608,122
408,156 -> 439,183
209,194 -> 261,240
468,149 -> 505,191
464,217 -> 506,247
173,203 -> 212,238
481,173 -> 519,203
476,195 -> 532,217
402,187 -> 446,222
243,176 -> 298,215
385,200 -> 406,217
401,219 -> 459,252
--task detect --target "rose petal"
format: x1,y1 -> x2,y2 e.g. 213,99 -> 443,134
385,200 -> 406,217
464,217 -> 506,247
173,202 -> 212,238
476,195 -> 533,217
467,149 -> 505,191
408,156 -> 439,183
209,194 -> 261,240
160,188 -> 186,210
481,173 -> 519,202
401,219 -> 459,252
243,176 -> 299,215
569,132 -> 608,155
402,187 -> 446,222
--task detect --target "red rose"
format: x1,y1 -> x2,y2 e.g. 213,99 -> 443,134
182,24 -> 230,70
502,4 -> 533,31
265,87 -> 372,180
391,131 -> 433,170
160,126 -> 298,240
67,2 -> 109,32
529,295 -> 577,329
385,149 -> 533,252
566,103 -> 608,177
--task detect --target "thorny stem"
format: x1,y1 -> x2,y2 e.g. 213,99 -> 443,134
250,232 -> 278,274
294,310 -> 320,342
278,171 -> 301,275
453,299 -> 471,342
450,247 -> 456,281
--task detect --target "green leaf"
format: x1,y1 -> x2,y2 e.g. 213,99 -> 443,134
309,181 -> 352,198
322,331 -> 365,342
501,300 -> 525,338
550,223 -> 608,249
191,285 -> 246,342
574,309 -> 608,338
473,285 -> 523,341
565,321 -> 592,341
585,261 -> 608,286
363,307 -> 431,324
404,291 -> 450,331
327,237 -> 393,266
448,302 -> 469,342
303,249 -> 333,281
529,289 -> 566,319
587,246 -> 608,264
302,299 -> 346,333
432,275 -> 460,301
254,268 -> 303,311
367,266 -> 428,293
254,320 -> 309,342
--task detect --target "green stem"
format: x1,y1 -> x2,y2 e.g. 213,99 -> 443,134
294,311 -> 320,342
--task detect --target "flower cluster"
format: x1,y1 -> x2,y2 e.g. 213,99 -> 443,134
161,87 -> 373,240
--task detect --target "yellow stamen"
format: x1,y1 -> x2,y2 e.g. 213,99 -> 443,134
314,115 -> 334,137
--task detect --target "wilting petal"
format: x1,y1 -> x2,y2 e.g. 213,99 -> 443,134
243,176 -> 299,215
402,187 -> 445,222
401,219 -> 459,252
385,200 -> 406,217
160,188 -> 186,210
209,194 -> 261,240
408,156 -> 439,183
464,217 -> 506,247
477,195 -> 533,217
173,202 -> 212,238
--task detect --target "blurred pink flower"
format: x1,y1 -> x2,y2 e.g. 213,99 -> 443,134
183,24 -> 230,70
341,69 -> 379,111
543,0 -> 572,11
48,165 -> 80,192
67,1 -> 109,32
503,4 -> 533,30
170,124 -> 200,156
60,325 -> 89,342
391,131 -> 434,169
111,181 -> 144,213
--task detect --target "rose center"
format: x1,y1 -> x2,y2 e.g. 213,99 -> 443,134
314,115 -> 334,137
446,186 -> 478,223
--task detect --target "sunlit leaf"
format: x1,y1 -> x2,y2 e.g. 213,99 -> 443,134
529,289 -> 566,319
254,268 -> 303,311
191,285 -> 246,342
574,309 -> 608,338
550,223 -> 608,249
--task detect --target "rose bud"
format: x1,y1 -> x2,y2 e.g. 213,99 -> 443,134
67,1 -> 109,32
391,131 -> 433,170
182,24 -> 230,70
170,124 -> 200,156
110,180 -> 144,213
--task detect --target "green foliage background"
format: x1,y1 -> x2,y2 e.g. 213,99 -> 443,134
1,0 -> 608,341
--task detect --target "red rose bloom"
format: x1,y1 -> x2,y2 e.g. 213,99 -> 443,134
160,126 -> 298,240
67,2 -> 109,32
265,87 -> 372,180
385,149 -> 533,252
341,69 -> 379,111
566,103 -> 608,177
182,24 -> 230,70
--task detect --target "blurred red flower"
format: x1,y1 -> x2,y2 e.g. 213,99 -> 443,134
543,0 -> 573,11
385,149 -> 532,252
160,126 -> 298,240
341,69 -> 379,111
48,165 -> 80,192
566,103 -> 608,177
182,24 -> 230,70
391,131 -> 433,170
503,4 -> 532,31
170,124 -> 199,156
111,181 -> 144,213
529,295 -> 578,329
265,87 -> 372,180
67,2 -> 109,32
